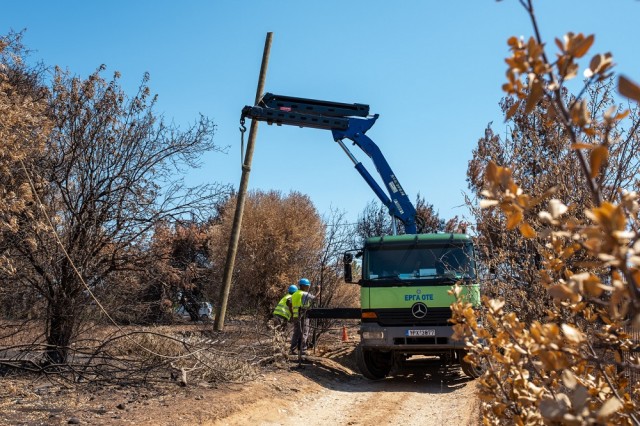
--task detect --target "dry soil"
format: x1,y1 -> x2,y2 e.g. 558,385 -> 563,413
1,340 -> 480,425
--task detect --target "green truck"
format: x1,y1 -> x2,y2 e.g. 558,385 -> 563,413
241,93 -> 482,379
344,233 -> 482,379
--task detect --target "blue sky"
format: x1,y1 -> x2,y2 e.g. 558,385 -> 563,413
3,1 -> 640,226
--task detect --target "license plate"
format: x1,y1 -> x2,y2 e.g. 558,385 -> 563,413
406,329 -> 435,337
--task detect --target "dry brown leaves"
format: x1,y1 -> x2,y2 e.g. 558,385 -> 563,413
452,2 -> 640,424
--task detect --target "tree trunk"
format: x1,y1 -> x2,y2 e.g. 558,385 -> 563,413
45,293 -> 75,365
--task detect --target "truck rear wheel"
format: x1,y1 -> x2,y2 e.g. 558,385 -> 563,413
457,350 -> 485,379
356,345 -> 392,380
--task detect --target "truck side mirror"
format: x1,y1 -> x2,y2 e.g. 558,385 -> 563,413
343,253 -> 354,283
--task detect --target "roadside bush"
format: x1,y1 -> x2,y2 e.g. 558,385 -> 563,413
209,190 -> 324,319
453,1 -> 640,424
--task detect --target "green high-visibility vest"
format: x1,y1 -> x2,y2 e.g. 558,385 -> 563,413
291,290 -> 312,318
273,294 -> 292,320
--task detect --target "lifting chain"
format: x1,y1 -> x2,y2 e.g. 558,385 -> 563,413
239,115 -> 247,168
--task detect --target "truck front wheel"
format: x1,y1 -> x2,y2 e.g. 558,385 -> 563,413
457,350 -> 485,379
356,345 -> 392,380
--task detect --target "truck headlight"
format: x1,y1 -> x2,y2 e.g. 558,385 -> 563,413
362,331 -> 385,340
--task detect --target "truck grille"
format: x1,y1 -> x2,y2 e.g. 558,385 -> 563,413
364,307 -> 452,326
394,337 -> 449,345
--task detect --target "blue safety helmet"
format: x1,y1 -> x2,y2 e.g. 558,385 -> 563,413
288,284 -> 298,294
298,278 -> 311,287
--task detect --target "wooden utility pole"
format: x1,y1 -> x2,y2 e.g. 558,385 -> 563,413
214,32 -> 273,331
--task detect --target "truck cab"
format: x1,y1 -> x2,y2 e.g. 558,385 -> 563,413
345,233 -> 483,379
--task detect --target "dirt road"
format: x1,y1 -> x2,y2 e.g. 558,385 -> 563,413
214,354 -> 480,426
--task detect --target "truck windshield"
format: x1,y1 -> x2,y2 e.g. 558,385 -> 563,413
364,243 -> 476,281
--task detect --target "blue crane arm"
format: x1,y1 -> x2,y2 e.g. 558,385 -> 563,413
331,116 -> 417,234
241,93 -> 418,234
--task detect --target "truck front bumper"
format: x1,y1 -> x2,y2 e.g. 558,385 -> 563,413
359,323 -> 466,353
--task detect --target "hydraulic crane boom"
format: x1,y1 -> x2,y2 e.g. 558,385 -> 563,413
241,93 -> 418,234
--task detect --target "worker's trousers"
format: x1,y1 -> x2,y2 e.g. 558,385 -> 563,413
290,316 -> 309,354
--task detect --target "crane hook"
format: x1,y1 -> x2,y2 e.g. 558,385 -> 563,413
239,116 -> 247,167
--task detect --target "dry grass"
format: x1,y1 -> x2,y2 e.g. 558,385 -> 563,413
0,317 -> 289,386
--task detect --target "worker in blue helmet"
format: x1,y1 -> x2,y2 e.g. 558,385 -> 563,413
290,278 -> 319,356
271,284 -> 298,331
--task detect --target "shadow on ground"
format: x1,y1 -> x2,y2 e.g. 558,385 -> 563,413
290,345 -> 474,395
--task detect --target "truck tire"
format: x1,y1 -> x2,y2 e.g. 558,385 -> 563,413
457,350 -> 485,379
356,345 -> 392,380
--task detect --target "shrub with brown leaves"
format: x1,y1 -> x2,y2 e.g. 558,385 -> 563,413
453,1 -> 640,424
